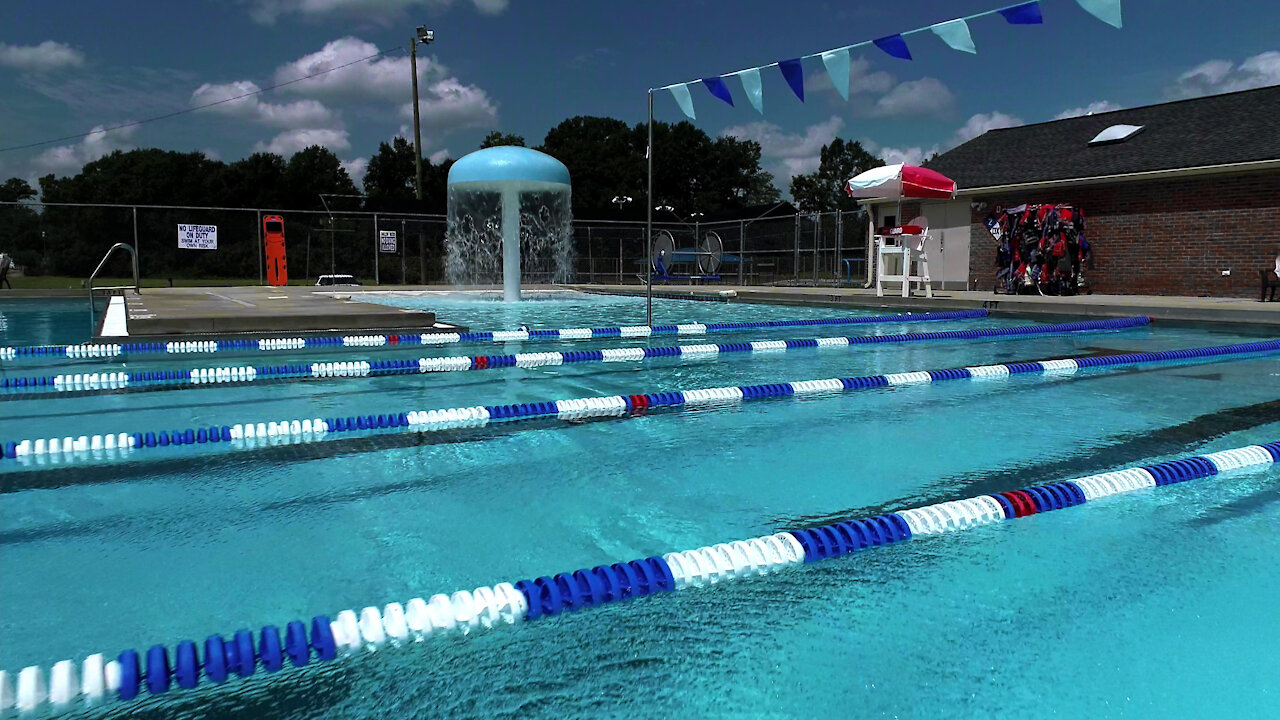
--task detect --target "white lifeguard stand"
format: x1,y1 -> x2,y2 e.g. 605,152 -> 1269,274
875,216 -> 933,298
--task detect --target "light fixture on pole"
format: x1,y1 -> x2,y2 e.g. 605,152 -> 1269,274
409,26 -> 435,204
612,195 -> 633,211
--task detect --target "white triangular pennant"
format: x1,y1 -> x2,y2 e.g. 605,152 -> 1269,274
738,68 -> 764,114
820,49 -> 850,101
930,19 -> 977,54
668,83 -> 696,120
1076,0 -> 1122,28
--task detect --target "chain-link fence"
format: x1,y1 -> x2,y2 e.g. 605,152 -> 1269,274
0,201 -> 871,287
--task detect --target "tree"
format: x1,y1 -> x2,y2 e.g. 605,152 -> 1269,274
789,138 -> 884,213
222,152 -> 288,209
479,131 -> 526,149
284,145 -> 358,211
539,116 -> 641,216
363,137 -> 417,212
0,178 -> 42,272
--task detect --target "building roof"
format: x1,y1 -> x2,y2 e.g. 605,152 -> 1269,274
925,85 -> 1280,191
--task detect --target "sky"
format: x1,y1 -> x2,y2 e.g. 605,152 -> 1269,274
2,0 -> 1278,197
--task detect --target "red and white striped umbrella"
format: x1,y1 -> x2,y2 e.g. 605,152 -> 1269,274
845,163 -> 956,200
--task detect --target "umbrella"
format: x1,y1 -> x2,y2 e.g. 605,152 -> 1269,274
845,163 -> 956,226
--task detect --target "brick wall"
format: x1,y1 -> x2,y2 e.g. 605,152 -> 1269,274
966,170 -> 1280,297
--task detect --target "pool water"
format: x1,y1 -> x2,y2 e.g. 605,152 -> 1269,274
1,291 -> 1279,719
0,298 -> 93,347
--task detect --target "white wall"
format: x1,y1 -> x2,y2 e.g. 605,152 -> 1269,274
869,200 -> 971,290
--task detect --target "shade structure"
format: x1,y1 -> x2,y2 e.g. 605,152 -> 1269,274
845,164 -> 957,200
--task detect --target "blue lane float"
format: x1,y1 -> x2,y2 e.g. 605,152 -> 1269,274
3,337 -> 1278,467
0,310 -> 988,365
0,316 -> 1150,397
3,440 -> 1276,714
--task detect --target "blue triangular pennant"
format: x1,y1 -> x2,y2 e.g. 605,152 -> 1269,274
701,76 -> 734,107
778,58 -> 805,101
737,68 -> 764,114
999,1 -> 1043,24
667,84 -> 695,120
1076,0 -> 1122,28
930,19 -> 977,54
821,49 -> 850,101
873,34 -> 912,61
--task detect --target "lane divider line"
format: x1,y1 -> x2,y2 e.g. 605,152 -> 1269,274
0,317 -> 1149,397
4,440 -> 1275,714
0,310 -> 988,363
3,337 -> 1277,467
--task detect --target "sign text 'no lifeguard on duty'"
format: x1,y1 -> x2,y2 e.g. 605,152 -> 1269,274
178,224 -> 218,250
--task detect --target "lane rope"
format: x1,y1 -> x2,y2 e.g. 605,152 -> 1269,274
3,337 -> 1277,467
3,440 -> 1275,714
0,310 -> 987,364
0,317 -> 1149,397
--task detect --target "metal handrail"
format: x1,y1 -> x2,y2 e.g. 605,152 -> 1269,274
87,242 -> 140,332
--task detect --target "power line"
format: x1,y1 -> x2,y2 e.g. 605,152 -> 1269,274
0,45 -> 406,153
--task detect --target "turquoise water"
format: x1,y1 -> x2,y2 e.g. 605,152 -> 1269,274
1,291 -> 1279,719
0,298 -> 92,347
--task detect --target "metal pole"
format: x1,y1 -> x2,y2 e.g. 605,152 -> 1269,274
645,89 -> 654,325
618,236 -> 623,285
305,230 -> 311,281
813,213 -> 820,285
587,225 -> 593,283
793,214 -> 800,283
256,209 -> 263,284
374,212 -> 380,285
132,206 -> 140,280
411,41 -> 424,206
738,219 -> 745,286
401,219 -> 407,285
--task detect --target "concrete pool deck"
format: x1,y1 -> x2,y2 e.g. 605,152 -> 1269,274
570,284 -> 1280,327
100,285 -> 458,338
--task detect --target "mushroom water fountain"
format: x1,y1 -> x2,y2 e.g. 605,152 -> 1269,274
445,146 -> 574,302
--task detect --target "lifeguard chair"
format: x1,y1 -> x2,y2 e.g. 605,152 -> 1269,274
874,216 -> 932,298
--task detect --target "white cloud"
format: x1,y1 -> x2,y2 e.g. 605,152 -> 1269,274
253,128 -> 351,156
428,149 -> 451,164
31,124 -> 138,176
848,56 -> 896,95
1054,100 -> 1121,119
870,77 -> 954,117
247,0 -> 507,24
1170,51 -> 1280,98
273,37 -> 497,133
0,41 -> 84,71
722,115 -> 845,179
191,80 -> 338,128
342,156 -> 369,186
954,111 -> 1024,143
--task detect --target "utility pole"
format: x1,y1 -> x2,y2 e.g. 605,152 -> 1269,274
410,26 -> 434,285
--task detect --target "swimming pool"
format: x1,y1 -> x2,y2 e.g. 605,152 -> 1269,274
2,291 -> 1279,718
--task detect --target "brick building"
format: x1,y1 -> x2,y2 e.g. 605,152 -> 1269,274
865,85 -> 1280,297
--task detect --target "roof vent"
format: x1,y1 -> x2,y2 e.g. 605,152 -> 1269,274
1089,124 -> 1144,145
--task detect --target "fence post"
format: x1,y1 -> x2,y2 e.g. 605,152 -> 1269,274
256,209 -> 263,285
401,219 -> 407,285
738,219 -> 745,286
587,225 -> 593,284
793,214 -> 800,283
813,213 -> 820,286
373,213 -> 380,285
834,211 -> 842,285
617,236 -> 623,285
132,206 -> 140,281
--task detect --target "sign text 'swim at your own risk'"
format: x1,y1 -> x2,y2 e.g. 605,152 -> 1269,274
178,224 -> 218,250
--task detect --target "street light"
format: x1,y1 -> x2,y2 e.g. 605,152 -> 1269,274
410,26 -> 435,204
612,195 -> 633,211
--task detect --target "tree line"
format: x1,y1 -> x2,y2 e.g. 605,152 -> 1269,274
1,117 -> 885,278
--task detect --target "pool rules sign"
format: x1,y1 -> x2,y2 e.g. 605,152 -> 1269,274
379,230 -> 397,253
177,224 -> 217,250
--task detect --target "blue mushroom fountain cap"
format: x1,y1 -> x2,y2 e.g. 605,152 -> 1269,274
447,146 -> 570,186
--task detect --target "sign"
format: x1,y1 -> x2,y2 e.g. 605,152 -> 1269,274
178,224 -> 217,250
379,230 -> 397,253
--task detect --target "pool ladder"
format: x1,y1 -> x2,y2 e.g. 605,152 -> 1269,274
87,243 -> 140,333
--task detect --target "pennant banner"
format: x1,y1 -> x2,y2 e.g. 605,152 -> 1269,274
999,1 -> 1044,24
668,84 -> 696,120
821,49 -> 850,101
930,18 -> 977,54
702,76 -> 735,107
1076,0 -> 1122,28
779,58 -> 805,101
737,69 -> 764,114
873,34 -> 913,61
